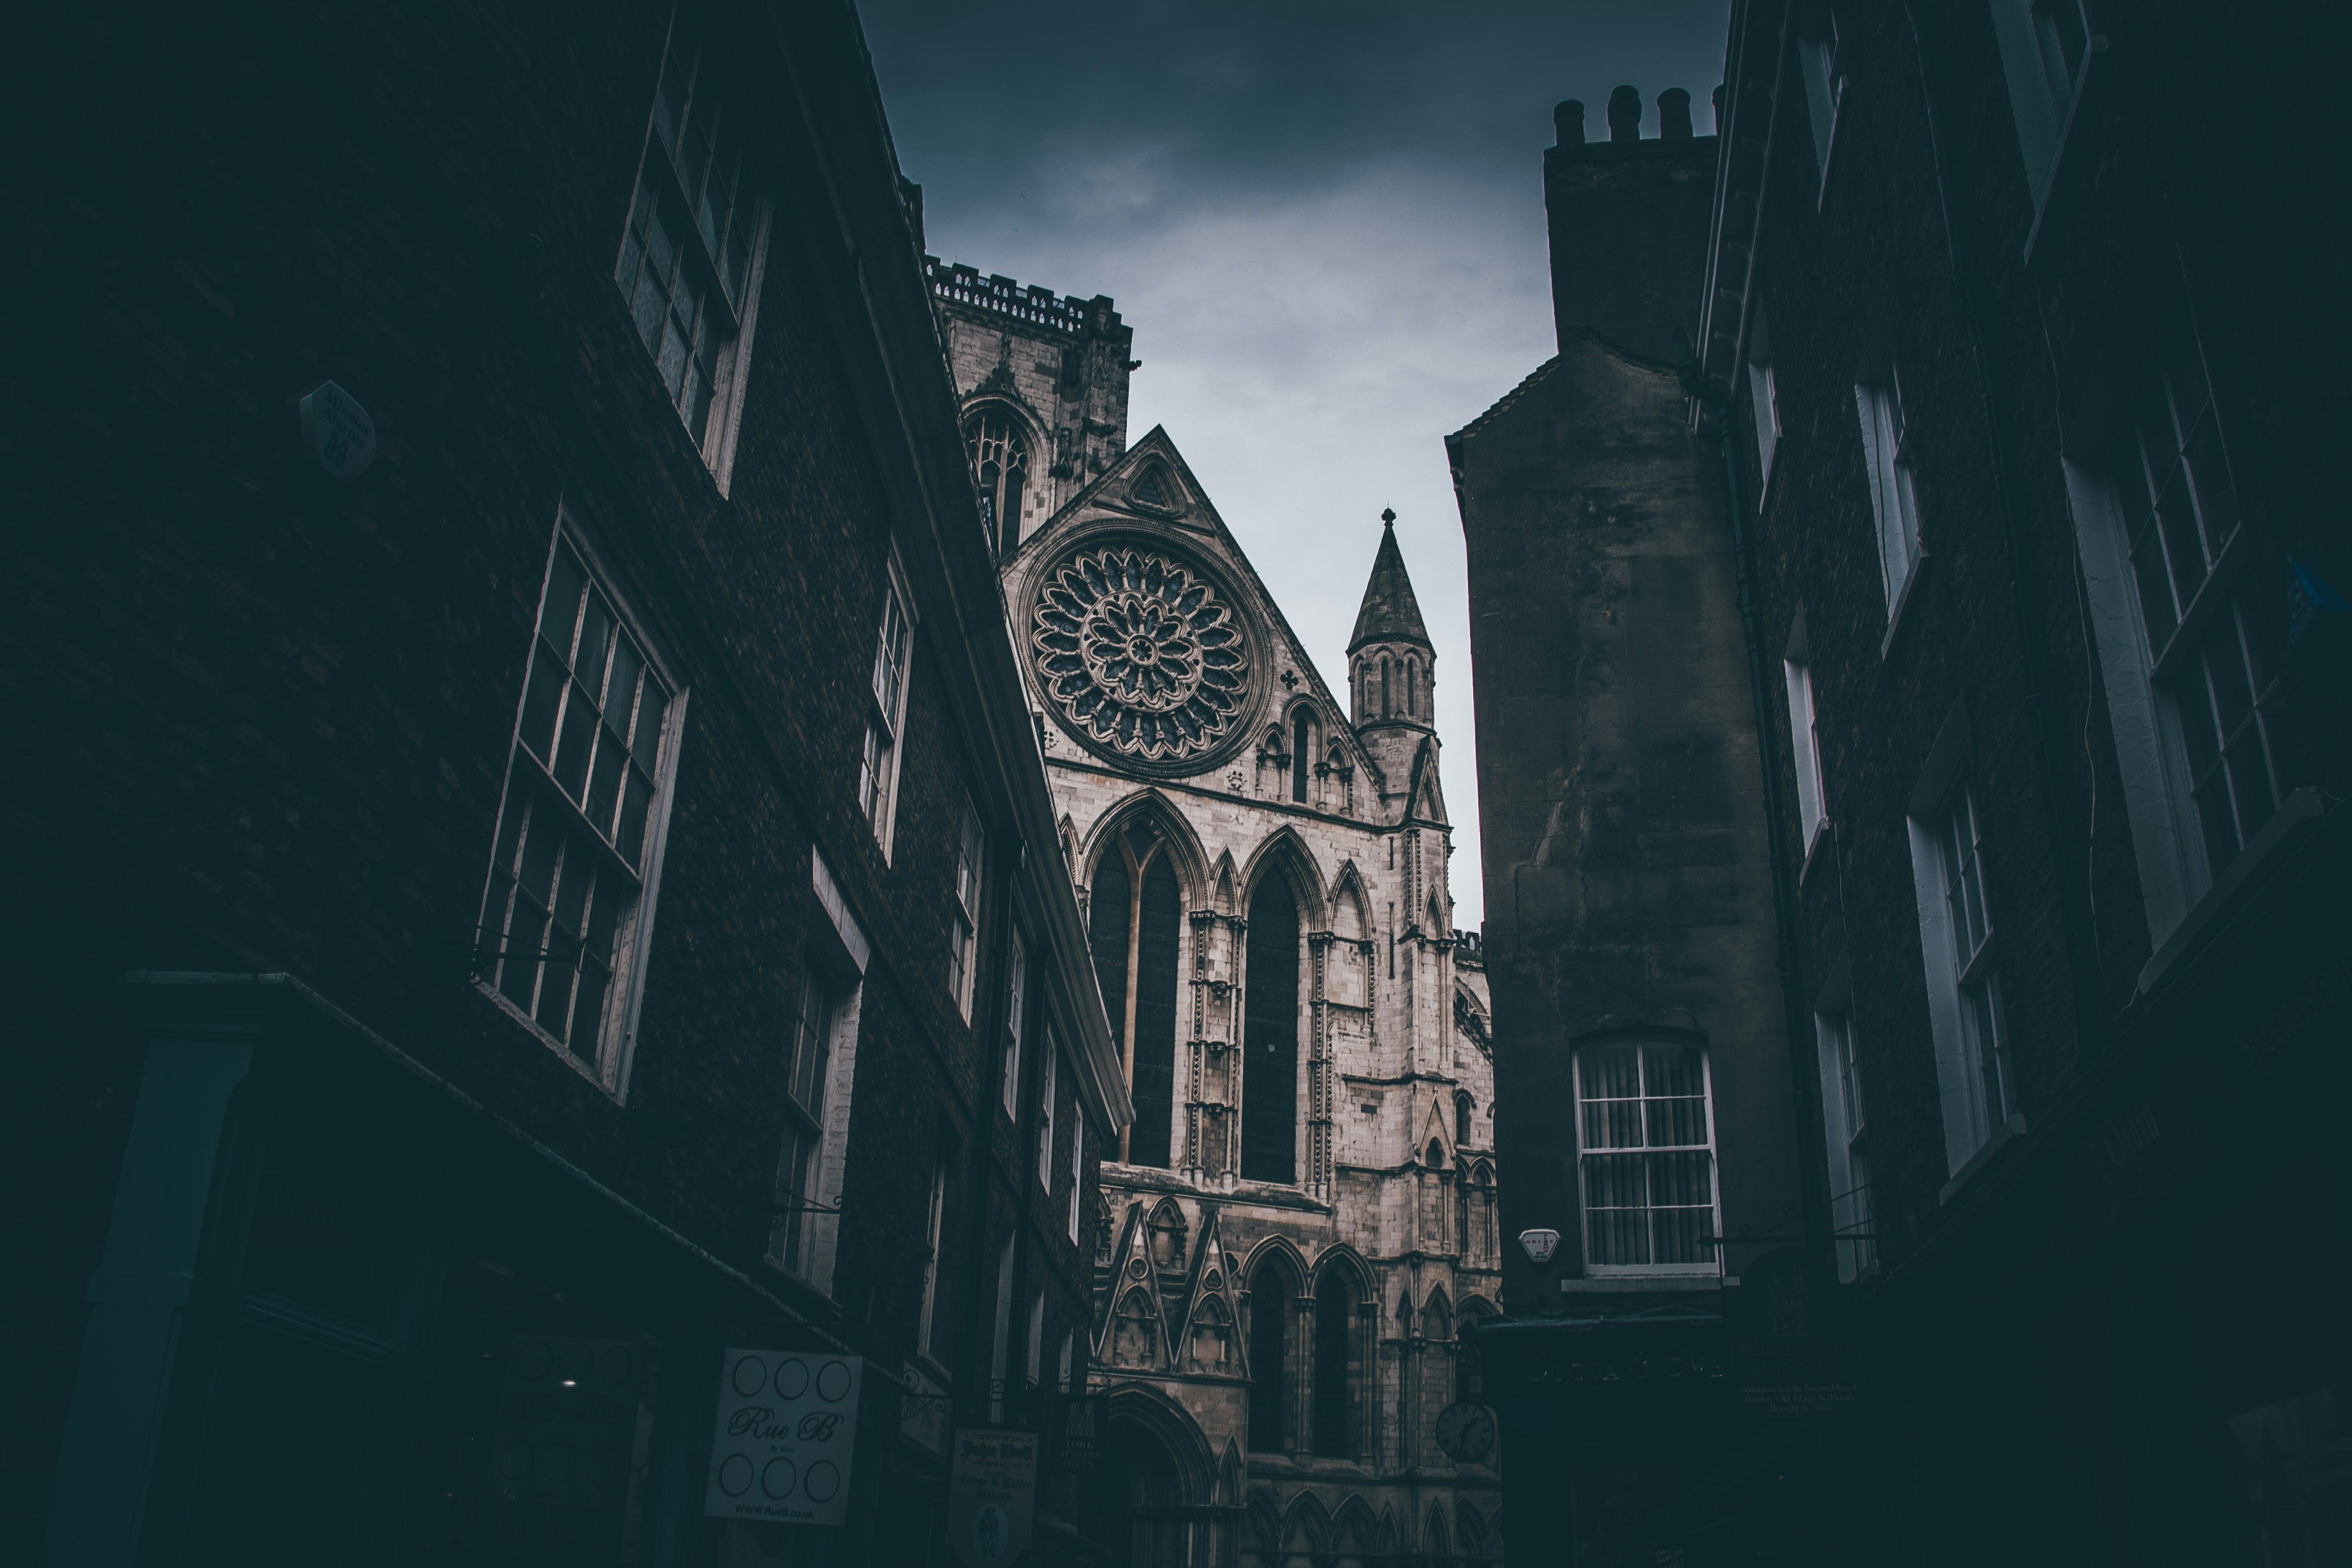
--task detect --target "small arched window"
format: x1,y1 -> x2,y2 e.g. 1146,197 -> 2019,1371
1380,656 -> 1392,719
1405,658 -> 1418,716
1291,709 -> 1312,802
1577,1040 -> 1718,1272
1455,1091 -> 1475,1147
963,408 -> 1029,556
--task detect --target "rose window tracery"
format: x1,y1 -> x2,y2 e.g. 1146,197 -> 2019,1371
1032,546 -> 1250,765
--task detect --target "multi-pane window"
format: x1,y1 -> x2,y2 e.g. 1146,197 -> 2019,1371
1003,928 -> 1027,1117
1817,1011 -> 1876,1280
1855,365 -> 1923,617
1577,1043 -> 1718,1271
1036,1039 -> 1057,1190
964,409 -> 1028,556
1068,1119 -> 1084,1243
858,575 -> 913,846
1747,308 -> 1781,490
949,798 -> 983,1020
1798,8 -> 1842,170
478,534 -> 673,1080
917,1157 -> 948,1357
1784,658 -> 1828,849
2117,314 -> 2282,884
767,965 -> 836,1276
2031,0 -> 2091,110
614,8 -> 767,460
1937,781 -> 2013,1147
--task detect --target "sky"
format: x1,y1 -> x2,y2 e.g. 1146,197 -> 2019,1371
862,0 -> 1734,927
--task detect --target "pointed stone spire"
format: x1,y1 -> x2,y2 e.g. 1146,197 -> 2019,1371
1349,508 -> 1433,654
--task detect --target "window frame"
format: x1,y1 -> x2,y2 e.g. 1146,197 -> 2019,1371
1068,1117 -> 1084,1243
948,796 -> 984,1021
1036,1034 -> 1058,1191
1987,0 -> 2101,230
916,1155 -> 948,1359
1002,927 -> 1027,1119
1812,999 -> 1876,1282
767,958 -> 839,1279
612,3 -> 773,491
1573,1039 -> 1722,1277
1854,365 -> 1925,641
474,520 -> 687,1100
1782,655 -> 1829,859
1747,307 -> 1782,503
858,555 -> 916,857
1905,717 -> 2024,1183
1796,4 -> 1845,187
2066,305 -> 2285,959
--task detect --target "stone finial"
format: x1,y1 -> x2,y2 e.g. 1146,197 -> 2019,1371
1381,507 -> 1397,529
1554,99 -> 1585,147
1607,85 -> 1642,143
1659,87 -> 1693,140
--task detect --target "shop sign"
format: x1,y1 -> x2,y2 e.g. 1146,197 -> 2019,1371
946,1427 -> 1036,1568
703,1349 -> 862,1527
1730,1249 -> 1865,1419
1056,1392 -> 1108,1471
489,1336 -> 647,1507
297,380 -> 376,482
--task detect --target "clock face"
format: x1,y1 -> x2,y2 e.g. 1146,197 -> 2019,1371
1433,1401 -> 1496,1463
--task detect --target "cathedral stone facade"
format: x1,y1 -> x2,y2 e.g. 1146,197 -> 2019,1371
934,263 -> 1505,1564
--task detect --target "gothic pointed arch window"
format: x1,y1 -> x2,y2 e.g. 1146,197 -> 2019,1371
1088,820 -> 1181,1168
1291,707 -> 1312,803
1311,1264 -> 1362,1460
1405,657 -> 1419,716
964,406 -> 1029,556
1242,869 -> 1300,1184
1380,656 -> 1393,719
1246,1250 -> 1302,1453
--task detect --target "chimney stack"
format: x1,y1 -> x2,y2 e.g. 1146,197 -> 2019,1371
1607,85 -> 1642,143
1712,84 -> 1725,128
1658,87 -> 1693,139
1554,99 -> 1585,147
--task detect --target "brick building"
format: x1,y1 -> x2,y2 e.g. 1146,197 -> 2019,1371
931,263 -> 1506,1562
1459,1 -> 2352,1562
0,3 -> 1125,1565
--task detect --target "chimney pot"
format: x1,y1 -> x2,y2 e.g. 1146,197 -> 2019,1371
1553,99 -> 1585,147
1659,87 -> 1693,139
1607,85 -> 1642,142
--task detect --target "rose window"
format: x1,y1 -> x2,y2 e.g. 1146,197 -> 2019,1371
1033,547 -> 1249,763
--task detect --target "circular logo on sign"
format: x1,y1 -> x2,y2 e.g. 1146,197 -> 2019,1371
1031,543 -> 1256,773
816,1360 -> 853,1402
774,1358 -> 810,1400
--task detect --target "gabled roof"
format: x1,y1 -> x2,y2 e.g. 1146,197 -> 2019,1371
1347,513 -> 1432,654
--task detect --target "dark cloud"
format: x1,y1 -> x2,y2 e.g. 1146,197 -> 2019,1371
864,0 -> 1733,923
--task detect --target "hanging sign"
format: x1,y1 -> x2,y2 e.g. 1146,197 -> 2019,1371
1730,1249 -> 1865,1419
946,1428 -> 1037,1567
703,1349 -> 862,1526
297,380 -> 376,482
1055,1392 -> 1108,1471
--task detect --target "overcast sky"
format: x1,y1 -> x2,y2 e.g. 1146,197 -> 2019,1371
863,0 -> 1733,927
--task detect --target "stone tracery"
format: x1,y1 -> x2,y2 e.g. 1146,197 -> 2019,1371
1033,545 -> 1250,765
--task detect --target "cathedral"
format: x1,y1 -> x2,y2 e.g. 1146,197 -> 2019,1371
930,260 -> 1505,1564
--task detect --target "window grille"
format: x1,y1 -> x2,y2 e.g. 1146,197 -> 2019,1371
2117,315 -> 2282,882
477,534 -> 674,1082
1577,1042 -> 1718,1271
767,964 -> 836,1275
613,8 -> 767,465
858,573 -> 913,847
1937,782 -> 2012,1143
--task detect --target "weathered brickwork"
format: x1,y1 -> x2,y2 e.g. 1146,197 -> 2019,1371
0,3 -> 1121,1562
